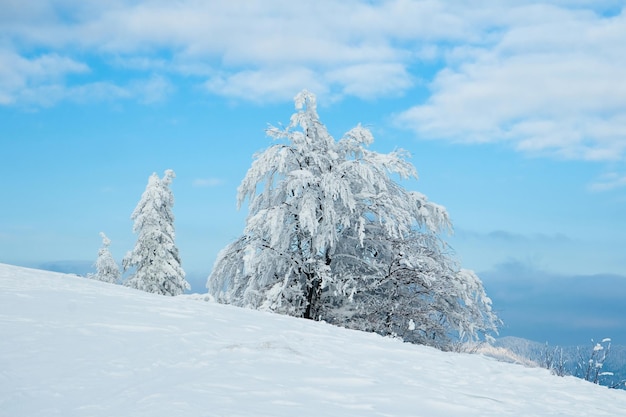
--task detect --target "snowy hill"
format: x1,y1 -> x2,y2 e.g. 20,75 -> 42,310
1,263 -> 626,416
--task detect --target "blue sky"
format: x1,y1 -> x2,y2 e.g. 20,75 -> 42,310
1,1 -> 625,344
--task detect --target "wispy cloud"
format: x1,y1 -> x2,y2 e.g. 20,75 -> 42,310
588,172 -> 626,192
130,75 -> 175,104
205,67 -> 327,104
456,228 -> 572,244
0,50 -> 89,105
0,55 -> 174,106
193,178 -> 224,188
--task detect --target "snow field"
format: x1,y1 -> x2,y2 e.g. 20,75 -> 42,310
1,263 -> 625,416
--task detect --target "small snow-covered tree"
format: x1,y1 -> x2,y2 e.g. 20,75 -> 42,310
208,90 -> 499,347
123,169 -> 189,296
576,338 -> 615,385
88,232 -> 120,284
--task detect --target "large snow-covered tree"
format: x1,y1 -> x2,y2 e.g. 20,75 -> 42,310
88,232 -> 120,284
123,169 -> 189,296
208,90 -> 498,347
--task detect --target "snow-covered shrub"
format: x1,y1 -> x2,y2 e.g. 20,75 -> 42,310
575,338 -> 622,387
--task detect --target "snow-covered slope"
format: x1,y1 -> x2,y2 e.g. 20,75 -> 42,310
1,263 -> 625,417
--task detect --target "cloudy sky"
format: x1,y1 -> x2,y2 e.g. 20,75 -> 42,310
2,1 -> 625,343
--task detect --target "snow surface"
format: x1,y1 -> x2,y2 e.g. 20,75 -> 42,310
1,263 -> 625,417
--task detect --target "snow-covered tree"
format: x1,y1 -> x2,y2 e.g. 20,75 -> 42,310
326,230 -> 499,348
123,169 -> 189,296
88,232 -> 120,284
208,90 -> 498,347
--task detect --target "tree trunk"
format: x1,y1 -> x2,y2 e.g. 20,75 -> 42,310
304,276 -> 321,320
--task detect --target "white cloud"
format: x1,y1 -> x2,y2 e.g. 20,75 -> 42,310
0,1 -> 458,105
2,0 -> 626,164
396,4 -> 626,162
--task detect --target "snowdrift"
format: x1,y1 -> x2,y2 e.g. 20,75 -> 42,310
1,263 -> 625,416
